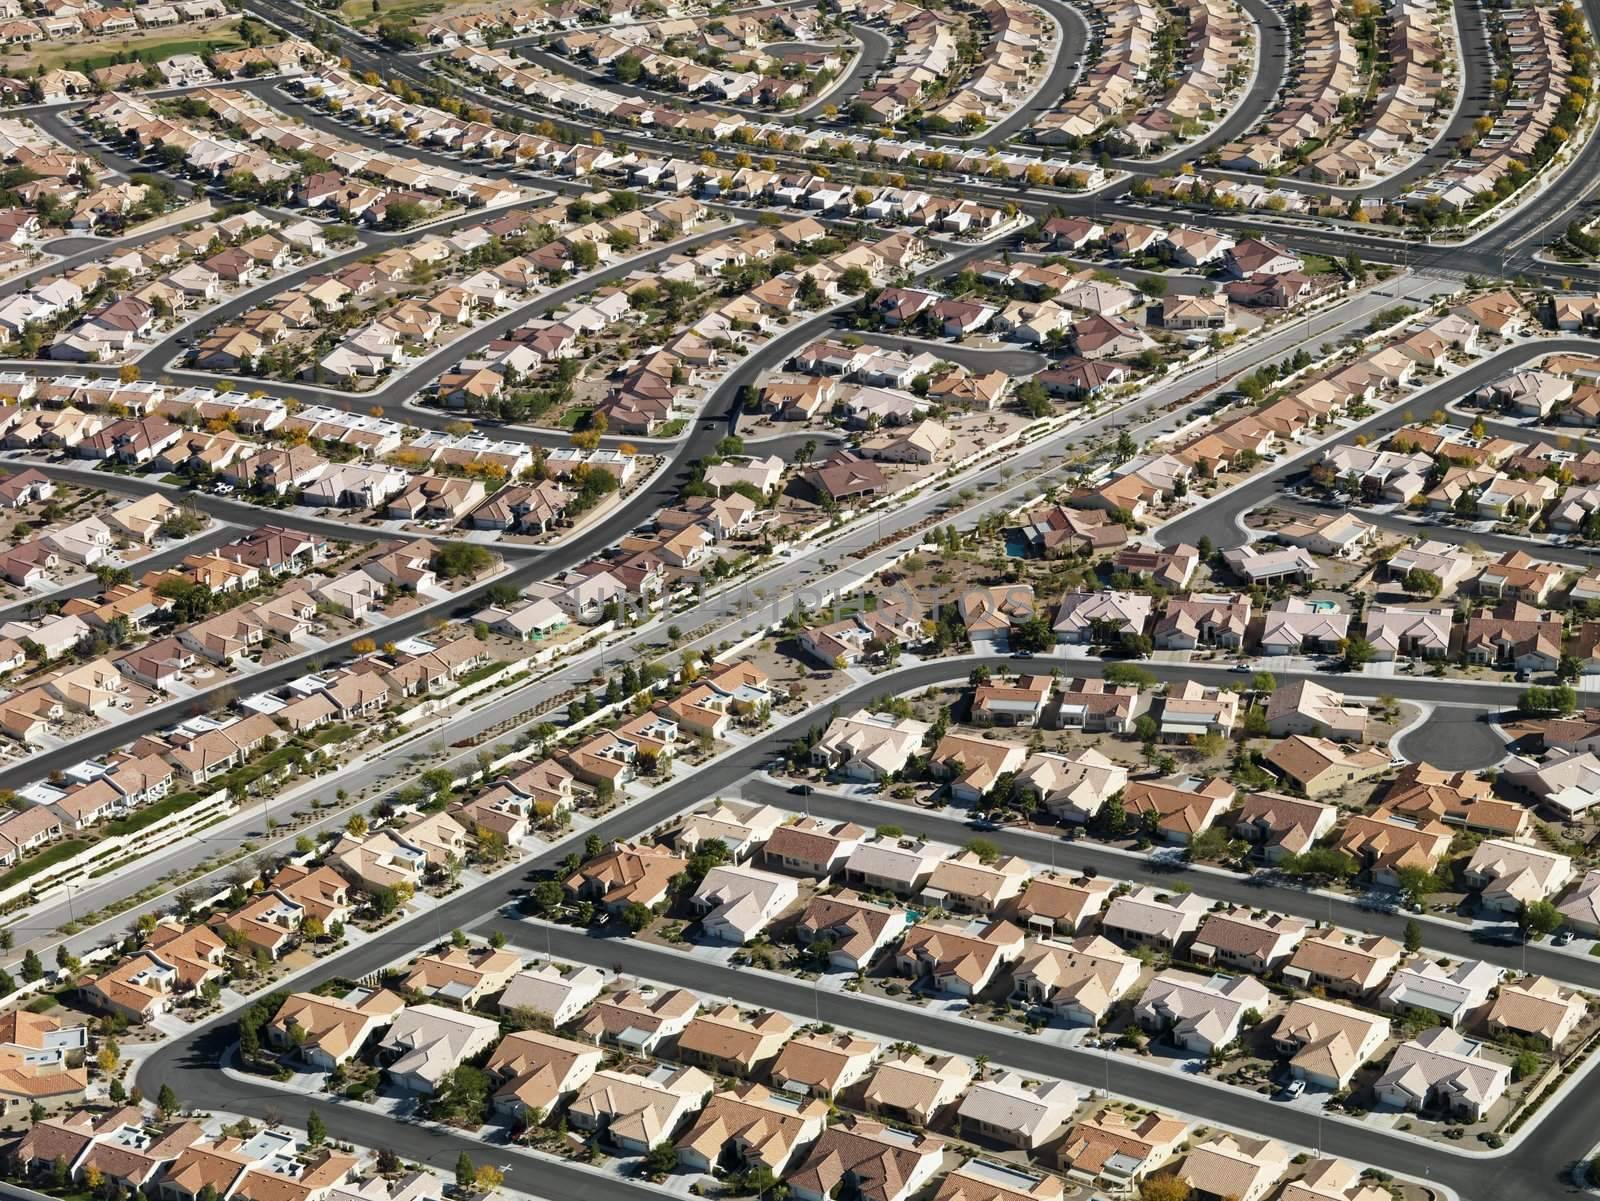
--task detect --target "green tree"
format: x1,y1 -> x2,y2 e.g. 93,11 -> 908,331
1518,899 -> 1562,938
306,1110 -> 327,1149
20,948 -> 41,981
621,902 -> 653,933
1404,918 -> 1422,953
456,1154 -> 476,1190
157,1083 -> 179,1118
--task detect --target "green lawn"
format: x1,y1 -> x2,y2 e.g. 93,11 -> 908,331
0,839 -> 90,892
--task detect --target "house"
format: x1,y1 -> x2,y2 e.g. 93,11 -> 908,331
377,1003 -> 500,1093
1337,813 -> 1452,887
485,1029 -> 604,1120
1153,593 -> 1251,650
1265,736 -> 1391,798
923,851 -> 1031,913
1017,749 -> 1127,823
82,926 -> 226,1022
810,710 -> 930,781
1272,997 -> 1391,1090
1052,590 -> 1152,644
675,1084 -> 829,1176
400,945 -> 522,1008
1122,777 -> 1234,843
1260,598 -> 1350,658
1157,682 -> 1240,742
792,890 -> 908,972
1012,935 -> 1141,1025
1380,958 -> 1501,1026
972,675 -> 1054,727
1278,1159 -> 1397,1201
573,988 -> 699,1052
267,988 -> 407,1070
675,1006 -> 794,1077
1233,792 -> 1337,862
498,962 -> 607,1027
1364,605 -> 1456,660
1175,1134 -> 1289,1201
894,919 -> 1025,996
861,1054 -> 973,1125
956,1072 -> 1079,1149
932,733 -> 1028,804
1220,545 -> 1316,585
690,863 -> 799,944
788,1121 -> 946,1201
1503,750 -> 1600,819
1013,874 -> 1113,937
565,841 -> 687,913
567,1064 -> 713,1153
1485,975 -> 1586,1047
1057,1108 -> 1188,1194
1100,886 -> 1211,949
1462,839 -> 1573,913
1374,1027 -> 1509,1119
770,1030 -> 880,1097
1265,680 -> 1368,741
762,818 -> 866,878
677,801 -> 786,862
1135,970 -> 1271,1054
1189,910 -> 1308,973
1283,932 -> 1403,998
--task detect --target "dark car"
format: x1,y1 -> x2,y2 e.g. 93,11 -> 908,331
789,783 -> 815,796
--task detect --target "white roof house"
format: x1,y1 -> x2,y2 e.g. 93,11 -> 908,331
378,1003 -> 501,1093
1462,839 -> 1574,913
1503,750 -> 1600,818
844,836 -> 952,895
810,709 -> 931,781
1099,886 -> 1211,949
498,962 -> 607,1027
1363,606 -> 1454,659
1052,590 -> 1153,643
1134,970 -> 1272,1054
691,864 -> 799,944
1379,958 -> 1501,1026
955,1071 -> 1080,1149
1373,1027 -> 1510,1119
1559,868 -> 1600,934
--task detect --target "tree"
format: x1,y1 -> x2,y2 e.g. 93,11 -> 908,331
474,1166 -> 504,1195
621,902 -> 653,933
1251,671 -> 1276,694
1518,899 -> 1562,939
1139,1176 -> 1192,1201
963,837 -> 1000,864
645,1142 -> 678,1178
1404,918 -> 1422,953
20,948 -> 41,981
1340,635 -> 1376,670
1513,1049 -> 1543,1080
431,542 -> 495,580
1394,864 -> 1441,902
456,1154 -> 476,1191
157,1083 -> 179,1118
1403,568 -> 1442,597
306,1109 -> 327,1149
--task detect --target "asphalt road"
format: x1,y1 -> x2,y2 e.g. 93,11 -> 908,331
1396,705 -> 1512,769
